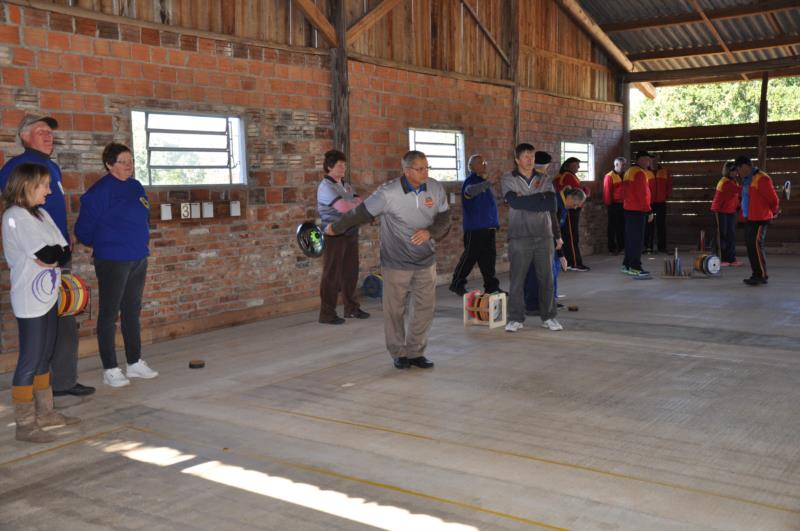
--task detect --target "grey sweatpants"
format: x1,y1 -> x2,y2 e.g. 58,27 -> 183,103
381,264 -> 437,361
508,237 -> 556,323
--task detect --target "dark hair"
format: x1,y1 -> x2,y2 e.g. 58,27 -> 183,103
734,155 -> 752,168
2,163 -> 50,218
102,142 -> 132,171
722,161 -> 737,177
323,149 -> 346,174
559,157 -> 581,173
514,143 -> 535,160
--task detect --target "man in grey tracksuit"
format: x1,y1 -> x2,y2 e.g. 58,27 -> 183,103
501,145 -> 563,332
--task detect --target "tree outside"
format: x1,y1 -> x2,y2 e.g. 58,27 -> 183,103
631,77 -> 800,129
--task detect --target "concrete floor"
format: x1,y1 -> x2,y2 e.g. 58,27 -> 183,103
1,253 -> 800,531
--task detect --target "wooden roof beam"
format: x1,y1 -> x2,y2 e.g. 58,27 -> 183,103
652,66 -> 800,86
293,0 -> 337,47
628,34 -> 800,62
623,56 -> 800,83
601,0 -> 799,33
346,0 -> 405,47
687,0 -> 747,81
555,0 -> 656,98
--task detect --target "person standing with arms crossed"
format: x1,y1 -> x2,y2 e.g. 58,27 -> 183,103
603,157 -> 626,255
0,115 -> 95,398
449,154 -> 501,296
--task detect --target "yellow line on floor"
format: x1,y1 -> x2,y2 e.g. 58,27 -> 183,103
231,400 -> 800,516
125,424 -> 568,530
0,425 -> 127,467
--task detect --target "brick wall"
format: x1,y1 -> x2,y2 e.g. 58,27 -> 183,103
0,3 -> 623,359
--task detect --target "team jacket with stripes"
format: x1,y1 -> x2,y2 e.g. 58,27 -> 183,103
648,167 -> 673,203
602,170 -> 624,205
622,164 -> 653,212
745,170 -> 780,221
553,171 -> 581,193
710,176 -> 740,214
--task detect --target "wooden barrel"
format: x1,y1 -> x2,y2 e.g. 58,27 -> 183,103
58,273 -> 89,316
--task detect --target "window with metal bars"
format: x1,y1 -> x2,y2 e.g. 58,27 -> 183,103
408,128 -> 466,182
560,141 -> 595,181
131,110 -> 247,186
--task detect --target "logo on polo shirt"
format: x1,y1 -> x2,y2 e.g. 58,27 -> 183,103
424,197 -> 434,208
140,197 -> 150,209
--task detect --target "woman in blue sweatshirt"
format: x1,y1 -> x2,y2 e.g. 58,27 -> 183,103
75,143 -> 158,388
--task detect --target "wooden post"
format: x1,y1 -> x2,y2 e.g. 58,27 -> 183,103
758,72 -> 769,170
331,0 -> 350,181
510,0 -> 520,147
622,83 -> 630,160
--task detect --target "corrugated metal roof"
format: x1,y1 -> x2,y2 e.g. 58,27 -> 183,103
578,0 -> 800,80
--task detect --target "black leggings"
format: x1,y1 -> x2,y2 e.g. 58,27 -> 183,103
13,303 -> 58,386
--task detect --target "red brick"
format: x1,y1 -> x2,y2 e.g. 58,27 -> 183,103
110,41 -> 131,59
8,5 -> 21,24
83,95 -> 105,113
12,47 -> 35,66
73,113 -> 94,131
2,68 -> 25,86
131,44 -> 149,62
0,25 -> 20,44
95,114 -> 113,132
23,27 -> 46,47
39,91 -> 61,109
75,76 -> 96,93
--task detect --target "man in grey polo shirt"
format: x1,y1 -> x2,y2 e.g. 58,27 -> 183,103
325,150 -> 451,369
502,144 -> 563,332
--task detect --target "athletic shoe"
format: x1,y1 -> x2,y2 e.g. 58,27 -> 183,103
720,261 -> 731,267
571,265 -> 590,272
556,293 -> 566,299
743,277 -> 767,286
729,261 -> 743,267
541,319 -> 563,331
449,285 -> 467,296
505,321 -> 524,333
621,266 -> 631,275
127,359 -> 159,379
103,368 -> 130,388
628,268 -> 650,277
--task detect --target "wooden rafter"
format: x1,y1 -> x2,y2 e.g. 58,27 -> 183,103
628,34 -> 800,62
555,0 -> 656,98
652,66 -> 800,86
346,0 -> 405,47
623,56 -> 800,83
460,0 -> 511,66
601,0 -> 798,33
687,0 -> 747,81
293,0 -> 337,47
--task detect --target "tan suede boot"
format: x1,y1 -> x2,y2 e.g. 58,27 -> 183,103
35,387 -> 81,428
15,401 -> 57,443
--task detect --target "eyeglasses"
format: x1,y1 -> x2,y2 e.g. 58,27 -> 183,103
409,166 -> 431,172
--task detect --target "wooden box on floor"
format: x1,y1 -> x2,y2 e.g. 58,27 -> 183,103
463,291 -> 507,329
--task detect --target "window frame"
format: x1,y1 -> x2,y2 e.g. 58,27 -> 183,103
131,109 -> 248,188
407,128 -> 466,182
560,140 -> 595,182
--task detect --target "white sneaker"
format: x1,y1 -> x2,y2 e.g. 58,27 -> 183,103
556,294 -> 566,299
103,367 -> 130,387
541,319 -> 563,331
505,321 -> 524,333
127,359 -> 159,379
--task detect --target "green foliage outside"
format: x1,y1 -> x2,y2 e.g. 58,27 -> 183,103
631,77 -> 800,129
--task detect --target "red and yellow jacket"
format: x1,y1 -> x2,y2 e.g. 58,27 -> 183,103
746,171 -> 780,221
554,171 -> 581,193
648,166 -> 672,203
603,170 -> 624,205
710,176 -> 740,214
622,164 -> 652,212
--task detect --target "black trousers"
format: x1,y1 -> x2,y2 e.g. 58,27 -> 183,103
607,203 -> 625,254
449,228 -> 500,293
13,304 -> 58,386
94,258 -> 148,370
745,220 -> 769,279
319,231 -> 360,321
714,212 -> 737,263
645,202 -> 667,252
623,211 -> 647,271
562,208 -> 585,268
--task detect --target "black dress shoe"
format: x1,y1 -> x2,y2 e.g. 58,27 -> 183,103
394,357 -> 410,369
743,277 -> 767,285
449,286 -> 467,296
319,316 -> 346,324
408,356 -> 434,369
345,309 -> 370,319
53,383 -> 96,397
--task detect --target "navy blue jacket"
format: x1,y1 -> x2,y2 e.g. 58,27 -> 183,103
75,174 -> 150,261
461,172 -> 499,231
